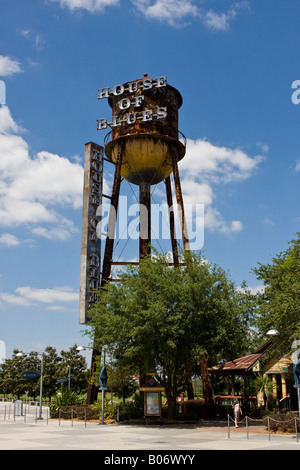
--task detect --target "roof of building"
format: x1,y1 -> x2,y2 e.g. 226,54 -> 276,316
209,340 -> 273,375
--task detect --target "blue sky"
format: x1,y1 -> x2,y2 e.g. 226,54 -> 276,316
0,0 -> 299,361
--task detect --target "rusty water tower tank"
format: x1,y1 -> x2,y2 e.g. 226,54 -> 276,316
104,74 -> 186,186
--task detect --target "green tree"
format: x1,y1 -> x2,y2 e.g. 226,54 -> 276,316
253,233 -> 300,351
88,251 -> 254,418
253,376 -> 274,410
57,345 -> 88,393
0,345 -> 88,400
106,361 -> 138,403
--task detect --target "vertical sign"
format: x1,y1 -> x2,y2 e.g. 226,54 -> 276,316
79,142 -> 103,324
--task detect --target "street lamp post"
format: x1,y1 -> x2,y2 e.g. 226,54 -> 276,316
16,351 -> 45,420
76,345 -> 107,424
99,348 -> 107,425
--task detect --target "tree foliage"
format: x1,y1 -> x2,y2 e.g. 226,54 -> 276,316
0,345 -> 88,399
88,251 -> 255,418
252,233 -> 300,351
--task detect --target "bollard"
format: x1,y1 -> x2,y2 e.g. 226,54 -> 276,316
295,417 -> 298,443
246,416 -> 249,439
227,414 -> 230,439
268,416 -> 271,440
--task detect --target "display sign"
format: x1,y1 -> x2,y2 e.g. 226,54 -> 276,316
79,142 -> 103,324
57,377 -> 68,384
145,391 -> 160,416
99,366 -> 108,390
21,371 -> 40,380
97,76 -> 168,130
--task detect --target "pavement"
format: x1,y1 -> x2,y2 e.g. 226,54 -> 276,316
0,402 -> 299,453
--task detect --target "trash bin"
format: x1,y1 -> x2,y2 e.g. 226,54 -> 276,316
14,400 -> 23,416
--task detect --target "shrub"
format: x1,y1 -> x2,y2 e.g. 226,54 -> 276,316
50,405 -> 99,420
263,412 -> 299,434
181,399 -> 231,420
50,391 -> 86,410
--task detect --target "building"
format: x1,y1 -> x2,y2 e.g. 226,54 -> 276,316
209,340 -> 298,411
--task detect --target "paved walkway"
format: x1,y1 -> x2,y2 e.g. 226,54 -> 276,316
0,402 -> 299,451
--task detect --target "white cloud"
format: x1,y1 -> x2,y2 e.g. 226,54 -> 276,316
0,233 -> 21,247
19,29 -> 45,52
0,106 -> 85,240
50,0 -> 119,12
237,285 -> 265,295
178,138 -> 263,235
131,0 -> 198,25
49,0 -> 249,30
180,138 -> 263,183
131,0 -> 249,29
256,142 -> 269,153
262,218 -> 274,226
0,106 -> 22,134
204,206 -> 243,234
32,221 -> 78,241
0,285 -> 78,307
0,56 -> 22,77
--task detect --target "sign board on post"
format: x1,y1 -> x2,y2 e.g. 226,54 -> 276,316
21,371 -> 40,380
139,373 -> 165,422
79,142 -> 104,324
145,391 -> 161,416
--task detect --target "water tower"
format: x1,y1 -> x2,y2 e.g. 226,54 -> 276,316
100,74 -> 189,284
81,74 -> 190,402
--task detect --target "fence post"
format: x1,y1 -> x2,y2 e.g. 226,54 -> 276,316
227,414 -> 230,439
268,416 -> 271,441
295,417 -> 298,443
71,408 -> 74,427
59,408 -> 61,426
246,415 -> 249,440
84,408 -> 87,428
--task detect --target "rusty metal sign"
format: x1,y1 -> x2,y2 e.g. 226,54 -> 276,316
79,142 -> 103,324
97,75 -> 168,130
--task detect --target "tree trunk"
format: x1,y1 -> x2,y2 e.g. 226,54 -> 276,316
186,377 -> 194,400
185,360 -> 194,400
200,356 -> 213,403
167,395 -> 177,419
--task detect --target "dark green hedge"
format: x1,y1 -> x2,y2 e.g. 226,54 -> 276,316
180,399 -> 232,420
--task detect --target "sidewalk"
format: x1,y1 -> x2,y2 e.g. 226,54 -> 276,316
0,407 -> 299,451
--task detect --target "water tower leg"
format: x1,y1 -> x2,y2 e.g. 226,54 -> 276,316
139,182 -> 151,258
171,151 -> 190,252
165,176 -> 179,265
101,143 -> 124,285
